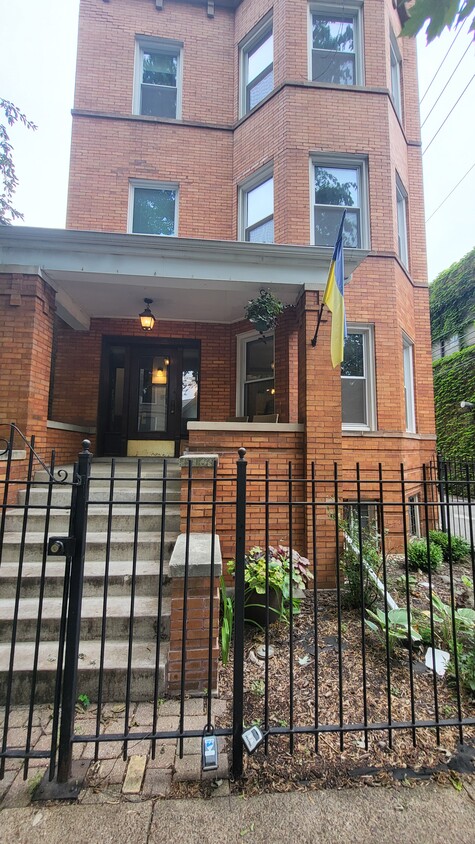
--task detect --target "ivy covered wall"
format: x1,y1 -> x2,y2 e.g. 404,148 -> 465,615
430,246 -> 475,342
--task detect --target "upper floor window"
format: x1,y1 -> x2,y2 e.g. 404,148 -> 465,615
240,168 -> 274,243
396,176 -> 408,267
134,38 -> 182,119
341,326 -> 376,430
240,17 -> 274,115
390,31 -> 403,119
310,3 -> 363,86
313,157 -> 368,248
129,181 -> 178,236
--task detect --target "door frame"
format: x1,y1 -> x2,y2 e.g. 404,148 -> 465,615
97,335 -> 201,457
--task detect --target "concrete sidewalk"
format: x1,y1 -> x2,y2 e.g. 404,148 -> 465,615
0,781 -> 474,844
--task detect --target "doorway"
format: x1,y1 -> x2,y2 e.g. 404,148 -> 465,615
98,338 -> 200,457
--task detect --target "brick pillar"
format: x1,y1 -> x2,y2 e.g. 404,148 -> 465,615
297,289 -> 342,587
167,534 -> 222,694
178,453 -> 219,534
0,273 -> 55,455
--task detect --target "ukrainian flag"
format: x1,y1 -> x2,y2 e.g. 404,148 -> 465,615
323,211 -> 347,368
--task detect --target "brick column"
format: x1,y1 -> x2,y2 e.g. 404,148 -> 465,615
178,453 -> 219,534
0,273 -> 55,455
167,533 -> 222,694
297,289 -> 343,587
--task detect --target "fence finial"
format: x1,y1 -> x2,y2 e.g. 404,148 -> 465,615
238,447 -> 247,460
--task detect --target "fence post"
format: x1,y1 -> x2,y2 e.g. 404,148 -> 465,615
56,440 -> 92,784
231,447 -> 247,780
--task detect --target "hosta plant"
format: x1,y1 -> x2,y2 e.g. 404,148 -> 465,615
365,608 -> 422,656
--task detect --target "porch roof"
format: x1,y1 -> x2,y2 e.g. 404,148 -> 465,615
0,226 -> 368,331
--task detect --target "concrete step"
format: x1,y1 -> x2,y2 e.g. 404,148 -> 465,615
0,531 -> 176,562
18,484 -> 182,506
0,639 -> 168,704
0,559 -> 171,598
34,459 -> 181,482
0,595 -> 171,643
3,505 -> 181,534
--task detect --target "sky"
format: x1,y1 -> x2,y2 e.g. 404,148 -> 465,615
0,0 -> 474,282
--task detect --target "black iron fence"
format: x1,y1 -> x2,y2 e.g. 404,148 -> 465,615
1,425 -> 474,791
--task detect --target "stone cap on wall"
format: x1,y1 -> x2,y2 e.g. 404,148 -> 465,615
169,533 -> 222,578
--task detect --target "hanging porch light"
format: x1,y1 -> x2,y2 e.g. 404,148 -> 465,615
139,298 -> 156,331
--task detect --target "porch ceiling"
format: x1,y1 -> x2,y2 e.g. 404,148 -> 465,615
0,227 -> 368,330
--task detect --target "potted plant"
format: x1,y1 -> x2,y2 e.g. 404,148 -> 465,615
245,289 -> 285,337
227,544 -> 313,627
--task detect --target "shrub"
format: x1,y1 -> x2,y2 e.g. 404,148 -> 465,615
340,521 -> 382,610
429,530 -> 471,564
407,538 -> 443,572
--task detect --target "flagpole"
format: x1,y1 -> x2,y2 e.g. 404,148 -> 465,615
311,302 -> 325,347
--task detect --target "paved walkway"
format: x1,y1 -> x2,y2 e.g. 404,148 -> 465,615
0,781 -> 474,844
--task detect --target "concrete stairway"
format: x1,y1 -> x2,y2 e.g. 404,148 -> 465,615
0,458 -> 181,704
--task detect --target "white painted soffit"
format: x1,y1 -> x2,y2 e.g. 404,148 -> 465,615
0,227 -> 368,328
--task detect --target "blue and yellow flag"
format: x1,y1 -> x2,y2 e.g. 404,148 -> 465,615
322,211 -> 347,368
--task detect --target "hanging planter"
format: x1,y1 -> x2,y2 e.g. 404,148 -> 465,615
245,288 -> 285,337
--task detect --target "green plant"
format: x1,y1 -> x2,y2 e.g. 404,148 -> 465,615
220,576 -> 233,666
76,693 -> 90,711
27,771 -> 43,797
339,517 -> 382,610
407,538 -> 443,572
251,679 -> 265,697
227,545 -> 313,623
244,288 -> 285,336
365,608 -> 422,656
429,530 -> 471,564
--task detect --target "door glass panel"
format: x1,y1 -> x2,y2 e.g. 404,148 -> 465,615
244,337 -> 275,417
137,355 -> 168,433
107,346 -> 126,432
182,348 -> 200,423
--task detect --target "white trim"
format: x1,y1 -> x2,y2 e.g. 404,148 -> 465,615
236,328 -> 274,415
408,494 -> 421,537
308,1 -> 364,87
402,332 -> 416,433
128,180 -> 179,236
239,12 -> 273,117
133,35 -> 183,119
311,153 -> 370,250
188,422 -> 304,433
342,324 -> 376,431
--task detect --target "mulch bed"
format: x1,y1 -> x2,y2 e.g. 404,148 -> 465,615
215,555 -> 475,794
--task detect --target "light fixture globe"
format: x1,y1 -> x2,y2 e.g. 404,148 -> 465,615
139,298 -> 156,331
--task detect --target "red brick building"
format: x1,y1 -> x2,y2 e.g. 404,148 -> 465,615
0,0 -> 436,565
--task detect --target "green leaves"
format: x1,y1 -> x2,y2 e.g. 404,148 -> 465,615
402,0 -> 475,43
0,98 -> 37,225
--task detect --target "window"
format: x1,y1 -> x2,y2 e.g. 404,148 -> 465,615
396,176 -> 408,267
310,3 -> 362,86
134,38 -> 182,118
237,332 -> 275,418
313,158 -> 367,248
129,182 -> 178,236
408,495 -> 421,537
240,18 -> 273,115
390,31 -> 403,119
403,334 -> 416,432
240,170 -> 274,243
341,327 -> 376,429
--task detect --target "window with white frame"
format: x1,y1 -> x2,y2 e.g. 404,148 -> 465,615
237,332 -> 275,418
240,17 -> 274,115
310,3 -> 363,86
390,31 -> 403,119
396,176 -> 408,267
313,158 -> 368,248
403,334 -> 416,432
240,170 -> 274,243
134,38 -> 182,119
341,327 -> 376,429
129,182 -> 178,236
408,495 -> 421,537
